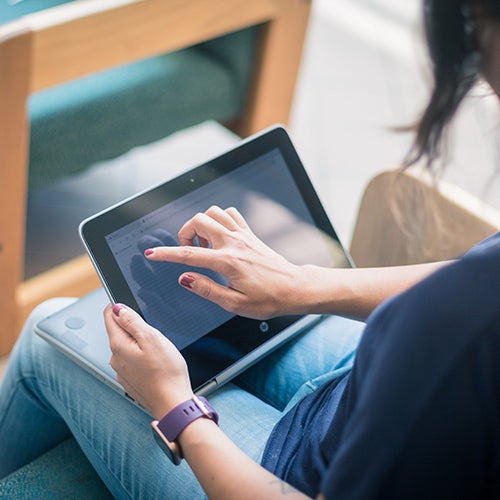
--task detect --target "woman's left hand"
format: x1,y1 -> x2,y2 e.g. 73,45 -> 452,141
104,304 -> 193,419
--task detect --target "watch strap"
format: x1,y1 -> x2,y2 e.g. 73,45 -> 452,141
151,420 -> 183,465
156,395 -> 218,443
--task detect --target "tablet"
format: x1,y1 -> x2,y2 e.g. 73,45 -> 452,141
78,125 -> 352,393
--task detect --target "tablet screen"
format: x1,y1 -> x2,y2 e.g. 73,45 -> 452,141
80,127 -> 351,388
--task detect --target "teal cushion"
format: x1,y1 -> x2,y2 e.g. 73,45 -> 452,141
0,438 -> 112,499
28,39 -> 248,188
1,2 -> 257,188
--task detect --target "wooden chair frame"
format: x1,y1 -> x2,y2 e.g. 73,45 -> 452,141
0,0 -> 312,355
350,168 -> 500,268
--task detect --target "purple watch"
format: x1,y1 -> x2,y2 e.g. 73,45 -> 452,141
151,395 -> 219,465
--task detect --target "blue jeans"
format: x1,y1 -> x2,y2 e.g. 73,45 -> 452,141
0,298 -> 364,499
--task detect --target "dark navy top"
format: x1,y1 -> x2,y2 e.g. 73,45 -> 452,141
262,233 -> 500,499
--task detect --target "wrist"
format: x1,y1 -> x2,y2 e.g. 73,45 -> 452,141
289,264 -> 327,314
151,388 -> 194,420
290,265 -> 354,316
151,395 -> 219,465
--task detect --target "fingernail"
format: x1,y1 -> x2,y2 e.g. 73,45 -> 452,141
180,275 -> 195,289
113,304 -> 126,316
144,248 -> 154,257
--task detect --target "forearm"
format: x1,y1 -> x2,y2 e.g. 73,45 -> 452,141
179,418 -> 312,500
289,261 -> 451,320
106,305 -> 311,497
145,206 -> 453,322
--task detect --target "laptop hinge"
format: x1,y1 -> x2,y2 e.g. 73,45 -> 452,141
195,379 -> 218,397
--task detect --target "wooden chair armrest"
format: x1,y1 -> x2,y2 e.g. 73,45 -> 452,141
0,0 -> 282,92
350,169 -> 500,267
0,0 -> 311,355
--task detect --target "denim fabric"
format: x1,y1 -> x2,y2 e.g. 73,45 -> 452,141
0,299 -> 364,499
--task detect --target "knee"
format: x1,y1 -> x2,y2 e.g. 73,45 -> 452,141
20,298 -> 76,340
9,298 -> 77,372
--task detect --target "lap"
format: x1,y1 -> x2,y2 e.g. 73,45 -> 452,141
0,300 -> 280,497
236,315 -> 365,411
0,300 -> 365,497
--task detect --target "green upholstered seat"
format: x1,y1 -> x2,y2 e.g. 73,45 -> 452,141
0,0 -> 256,188
0,438 -> 112,498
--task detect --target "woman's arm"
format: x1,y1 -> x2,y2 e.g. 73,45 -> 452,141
179,417 -> 311,499
145,206 -> 450,321
292,261 -> 449,320
104,305 -> 314,500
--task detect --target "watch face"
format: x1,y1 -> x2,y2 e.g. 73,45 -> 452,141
151,421 -> 183,466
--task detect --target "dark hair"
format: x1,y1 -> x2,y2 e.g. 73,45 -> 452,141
404,0 -> 500,170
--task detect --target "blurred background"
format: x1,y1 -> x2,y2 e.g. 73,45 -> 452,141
2,0 -> 500,384
291,0 -> 499,245
26,0 -> 499,277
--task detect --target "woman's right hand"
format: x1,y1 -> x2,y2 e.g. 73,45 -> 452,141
143,206 -> 306,319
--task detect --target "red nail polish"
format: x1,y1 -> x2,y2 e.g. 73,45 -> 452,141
144,248 -> 154,257
113,304 -> 126,316
180,275 -> 195,289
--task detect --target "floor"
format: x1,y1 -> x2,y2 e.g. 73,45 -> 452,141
2,0 -> 499,379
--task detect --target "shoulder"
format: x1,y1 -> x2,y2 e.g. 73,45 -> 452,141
371,231 -> 500,337
464,231 -> 500,258
409,231 -> 500,324
354,232 -> 500,395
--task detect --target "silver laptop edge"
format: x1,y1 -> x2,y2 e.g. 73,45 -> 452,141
35,311 -> 324,405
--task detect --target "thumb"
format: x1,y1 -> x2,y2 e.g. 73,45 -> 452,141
112,304 -> 155,345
